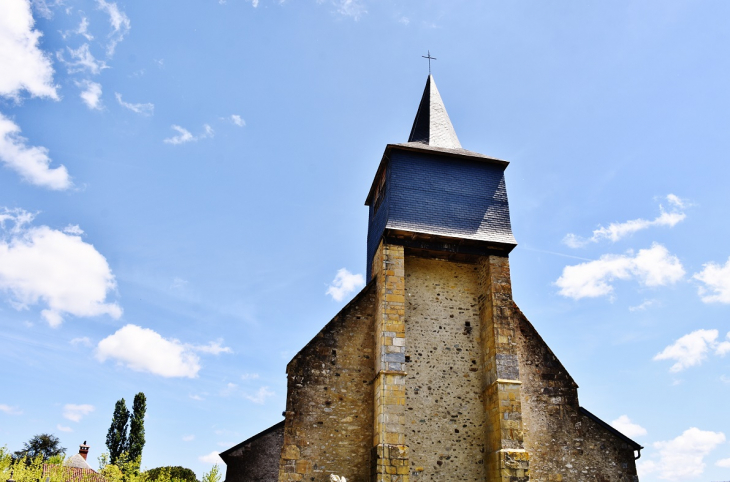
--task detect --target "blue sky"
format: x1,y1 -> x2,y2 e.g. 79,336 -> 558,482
1,0 -> 730,480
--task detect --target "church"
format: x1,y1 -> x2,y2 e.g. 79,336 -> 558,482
220,75 -> 642,482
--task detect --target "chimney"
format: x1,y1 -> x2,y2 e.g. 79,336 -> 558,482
79,441 -> 90,460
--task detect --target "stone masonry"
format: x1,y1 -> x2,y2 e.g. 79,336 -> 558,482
371,242 -> 409,482
477,256 -> 529,481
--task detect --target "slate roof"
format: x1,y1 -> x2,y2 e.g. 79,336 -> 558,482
580,407 -> 644,452
365,143 -> 507,207
219,420 -> 285,461
63,454 -> 93,470
408,75 -> 462,149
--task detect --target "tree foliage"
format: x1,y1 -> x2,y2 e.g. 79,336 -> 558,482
128,393 -> 147,466
146,466 -> 197,482
13,434 -> 65,462
200,465 -> 221,482
98,452 -> 141,482
106,398 -> 130,465
1,446 -> 89,482
97,454 -> 200,482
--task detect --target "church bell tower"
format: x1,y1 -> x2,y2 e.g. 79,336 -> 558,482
365,75 -> 517,280
364,75 -> 529,482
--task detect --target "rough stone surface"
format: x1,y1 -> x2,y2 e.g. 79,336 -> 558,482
404,256 -> 487,481
371,242 -> 410,482
279,283 -> 377,482
222,422 -> 285,482
515,306 -> 639,481
477,256 -> 529,481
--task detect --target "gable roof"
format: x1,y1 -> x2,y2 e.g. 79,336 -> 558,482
580,406 -> 644,451
63,454 -> 93,470
219,420 -> 285,461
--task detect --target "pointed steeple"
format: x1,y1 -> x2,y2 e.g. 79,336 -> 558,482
408,75 -> 462,149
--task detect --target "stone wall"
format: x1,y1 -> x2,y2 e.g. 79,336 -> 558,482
403,256 -> 487,481
515,306 -> 639,481
279,283 -> 377,482
222,422 -> 284,482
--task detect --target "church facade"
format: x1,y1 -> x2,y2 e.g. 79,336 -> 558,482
220,76 -> 641,482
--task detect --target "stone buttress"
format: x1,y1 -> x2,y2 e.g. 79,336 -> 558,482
370,242 -> 409,482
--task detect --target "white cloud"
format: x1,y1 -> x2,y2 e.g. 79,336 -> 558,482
170,277 -> 187,291
638,428 -> 725,481
610,415 -> 647,438
241,373 -> 259,380
62,17 -> 94,41
251,0 -> 259,7
62,403 -> 94,422
96,0 -> 130,57
189,394 -> 204,401
629,299 -> 657,312
193,340 -> 233,355
56,424 -> 73,432
398,16 -> 410,25
326,268 -> 365,302
555,243 -> 684,300
694,257 -> 730,304
0,114 -> 72,190
0,208 -> 121,326
332,0 -> 366,20
57,44 -> 109,75
182,435 -> 195,442
0,404 -> 22,415
221,382 -> 238,396
115,92 -> 154,116
666,194 -> 685,209
95,325 -> 230,378
31,0 -> 59,19
653,329 -> 730,372
199,451 -> 224,465
243,386 -> 274,404
164,124 -> 213,145
64,225 -> 84,235
717,458 -> 730,468
716,335 -> 730,357
0,0 -> 58,100
76,17 -> 94,41
70,336 -> 92,347
77,80 -> 103,110
96,324 -> 201,378
230,114 -> 245,127
164,125 -> 193,145
563,195 -> 686,248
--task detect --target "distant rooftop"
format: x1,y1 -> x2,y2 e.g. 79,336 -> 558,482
63,454 -> 93,470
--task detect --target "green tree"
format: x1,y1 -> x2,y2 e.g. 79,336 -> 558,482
128,392 -> 147,467
146,466 -> 197,482
200,465 -> 221,482
106,398 -> 130,464
13,434 -> 66,462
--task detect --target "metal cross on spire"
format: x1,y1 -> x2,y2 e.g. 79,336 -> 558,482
422,50 -> 436,75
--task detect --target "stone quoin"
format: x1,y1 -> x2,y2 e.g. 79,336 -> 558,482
220,75 -> 642,482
